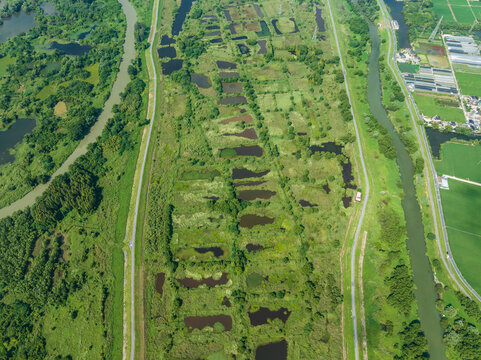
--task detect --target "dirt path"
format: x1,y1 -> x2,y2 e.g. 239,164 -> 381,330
340,203 -> 357,360
358,231 -> 368,360
446,0 -> 458,22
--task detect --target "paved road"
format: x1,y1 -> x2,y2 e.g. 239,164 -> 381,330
377,0 -> 481,303
325,1 -> 371,359
444,175 -> 481,187
128,0 -> 160,359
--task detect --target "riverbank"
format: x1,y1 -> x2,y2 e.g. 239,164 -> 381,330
0,0 -> 137,219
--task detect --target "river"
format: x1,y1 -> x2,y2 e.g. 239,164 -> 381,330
367,23 -> 446,359
0,0 -> 137,218
383,0 -> 410,49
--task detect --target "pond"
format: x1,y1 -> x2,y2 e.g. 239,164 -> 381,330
157,46 -> 176,59
194,246 -> 224,258
222,82 -> 243,93
255,340 -> 287,360
234,180 -> 266,187
184,314 -> 232,332
206,30 -> 221,37
0,119 -> 36,165
253,4 -> 264,18
238,189 -> 276,201
216,60 -> 237,69
299,199 -> 318,207
219,71 -> 239,78
239,214 -> 274,228
258,39 -> 267,54
220,114 -> 252,124
161,59 -> 183,75
256,20 -> 271,37
190,73 -> 211,88
210,38 -> 223,44
315,7 -> 325,32
425,126 -> 479,159
221,145 -> 263,157
171,0 -> 194,36
223,128 -> 258,139
249,307 -> 291,326
246,243 -> 265,253
155,272 -> 165,295
160,35 -> 175,45
50,41 -> 93,56
40,1 -> 58,16
177,272 -> 229,288
219,95 -> 248,105
0,10 -> 36,44
238,43 -> 250,54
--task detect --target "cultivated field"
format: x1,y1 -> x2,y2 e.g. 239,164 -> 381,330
435,142 -> 481,182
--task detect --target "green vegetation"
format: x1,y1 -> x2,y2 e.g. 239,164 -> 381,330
413,92 -> 465,123
440,180 -> 481,291
0,0 -> 127,207
397,62 -> 419,73
143,0 -> 362,357
0,0 -> 151,357
436,142 -> 481,182
454,71 -> 481,97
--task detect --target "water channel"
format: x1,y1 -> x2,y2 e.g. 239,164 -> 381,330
383,0 -> 410,48
367,23 -> 446,359
0,0 -> 137,218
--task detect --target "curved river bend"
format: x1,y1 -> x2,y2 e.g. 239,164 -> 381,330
0,0 -> 137,219
367,23 -> 446,359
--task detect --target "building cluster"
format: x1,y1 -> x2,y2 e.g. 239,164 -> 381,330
396,48 -> 420,64
462,95 -> 481,130
404,66 -> 457,94
444,35 -> 481,67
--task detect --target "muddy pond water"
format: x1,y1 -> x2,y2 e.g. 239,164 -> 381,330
162,59 -> 183,75
220,96 -> 248,105
223,128 -> 258,139
240,214 -> 274,228
194,246 -> 224,258
171,0 -> 194,36
255,340 -> 287,360
0,119 -> 36,165
190,73 -> 211,88
238,189 -> 276,201
50,41 -> 93,56
157,46 -> 176,59
178,272 -> 228,288
216,60 -> 237,69
155,272 -> 165,295
220,114 -> 252,124
233,168 -> 269,179
249,307 -> 291,326
425,126 -> 480,159
184,314 -> 232,332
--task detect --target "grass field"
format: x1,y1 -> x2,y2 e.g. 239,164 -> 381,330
413,92 -> 465,123
440,180 -> 481,294
398,62 -> 419,73
436,142 -> 481,182
452,5 -> 476,23
433,4 -> 456,22
0,56 -> 15,77
455,71 -> 481,96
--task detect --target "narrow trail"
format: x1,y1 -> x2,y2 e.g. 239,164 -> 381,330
444,174 -> 481,187
124,0 -> 161,358
358,231 -> 368,360
325,0 -> 371,359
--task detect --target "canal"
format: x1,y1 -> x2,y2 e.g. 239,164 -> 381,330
0,0 -> 137,218
367,23 -> 446,359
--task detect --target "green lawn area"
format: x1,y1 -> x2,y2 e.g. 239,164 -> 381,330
398,62 -> 419,73
433,4 -> 456,22
449,0 -> 469,5
472,6 -> 481,21
447,227 -> 481,296
0,56 -> 15,77
436,142 -> 481,182
441,180 -> 481,294
413,92 -> 465,123
452,5 -> 476,23
455,71 -> 481,96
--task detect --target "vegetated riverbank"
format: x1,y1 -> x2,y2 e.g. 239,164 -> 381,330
0,0 -> 137,216
0,0 -> 151,358
330,0 -> 442,358
370,21 -> 446,359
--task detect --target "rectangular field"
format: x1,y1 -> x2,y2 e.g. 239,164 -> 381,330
455,71 -> 481,96
452,5 -> 476,23
435,142 -> 481,182
440,181 -> 481,295
433,4 -> 456,22
413,92 -> 465,123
